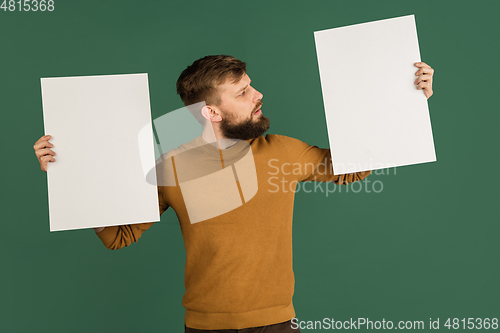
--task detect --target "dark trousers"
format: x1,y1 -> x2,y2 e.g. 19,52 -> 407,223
185,319 -> 301,333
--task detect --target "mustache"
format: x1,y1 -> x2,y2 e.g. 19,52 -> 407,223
252,100 -> 263,113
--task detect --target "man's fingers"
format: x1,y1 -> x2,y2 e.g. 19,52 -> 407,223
40,155 -> 56,172
41,154 -> 56,164
417,81 -> 431,91
415,66 -> 434,76
34,135 -> 54,172
415,62 -> 433,70
415,74 -> 433,85
415,61 -> 431,67
33,140 -> 53,151
33,135 -> 52,148
34,135 -> 45,145
34,135 -> 50,144
414,63 -> 434,99
35,147 -> 56,158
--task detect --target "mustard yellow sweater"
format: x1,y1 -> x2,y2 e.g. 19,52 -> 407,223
96,134 -> 371,330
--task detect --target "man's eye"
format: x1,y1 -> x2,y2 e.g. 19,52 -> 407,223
240,90 -> 246,96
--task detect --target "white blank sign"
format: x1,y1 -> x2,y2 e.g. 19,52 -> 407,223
41,73 -> 160,232
314,15 -> 436,175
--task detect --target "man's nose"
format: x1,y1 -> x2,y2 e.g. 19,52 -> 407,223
253,88 -> 263,102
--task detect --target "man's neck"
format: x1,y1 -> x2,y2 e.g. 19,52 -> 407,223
201,129 -> 238,149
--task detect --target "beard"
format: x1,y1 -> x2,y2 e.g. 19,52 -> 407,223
220,102 -> 270,140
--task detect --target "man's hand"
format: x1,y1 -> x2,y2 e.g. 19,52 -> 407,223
33,134 -> 105,234
33,135 -> 56,172
414,62 -> 434,99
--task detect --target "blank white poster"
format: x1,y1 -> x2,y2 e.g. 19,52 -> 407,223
314,15 -> 436,175
41,73 -> 160,231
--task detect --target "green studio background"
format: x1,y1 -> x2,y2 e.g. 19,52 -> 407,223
1,0 -> 499,332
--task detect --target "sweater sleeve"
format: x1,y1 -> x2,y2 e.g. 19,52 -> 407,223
96,185 -> 170,250
278,134 -> 371,185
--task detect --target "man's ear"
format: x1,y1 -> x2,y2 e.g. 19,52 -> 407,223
201,105 -> 222,122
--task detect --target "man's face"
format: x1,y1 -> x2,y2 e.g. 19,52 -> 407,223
215,74 -> 270,140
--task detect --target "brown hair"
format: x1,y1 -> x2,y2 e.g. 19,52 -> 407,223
176,55 -> 247,106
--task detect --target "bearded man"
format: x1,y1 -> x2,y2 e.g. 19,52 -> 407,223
33,55 -> 434,333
